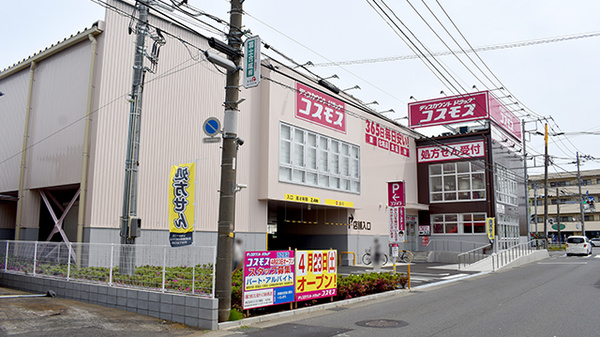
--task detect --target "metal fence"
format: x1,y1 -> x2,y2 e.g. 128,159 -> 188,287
0,240 -> 216,297
491,239 -> 538,271
457,244 -> 492,269
422,239 -> 490,254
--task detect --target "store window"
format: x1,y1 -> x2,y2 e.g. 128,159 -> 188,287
279,123 -> 360,193
431,213 -> 487,234
495,164 -> 518,206
429,161 -> 486,202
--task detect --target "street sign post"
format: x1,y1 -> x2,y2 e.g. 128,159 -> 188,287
388,181 -> 405,207
244,36 -> 260,88
203,117 -> 221,137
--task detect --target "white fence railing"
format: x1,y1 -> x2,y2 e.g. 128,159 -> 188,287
423,239 -> 490,254
0,240 -> 216,297
457,243 -> 492,269
491,239 -> 539,271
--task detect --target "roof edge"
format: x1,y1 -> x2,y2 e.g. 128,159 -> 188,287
0,21 -> 104,80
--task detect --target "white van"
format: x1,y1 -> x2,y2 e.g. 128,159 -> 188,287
566,236 -> 592,256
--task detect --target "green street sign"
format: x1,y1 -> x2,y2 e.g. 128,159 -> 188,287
551,223 -> 566,230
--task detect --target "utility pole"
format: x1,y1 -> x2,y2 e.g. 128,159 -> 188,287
556,187 -> 561,244
522,120 -> 530,239
534,184 -> 538,237
543,123 -> 549,249
576,152 -> 585,236
120,1 -> 148,275
215,0 -> 243,323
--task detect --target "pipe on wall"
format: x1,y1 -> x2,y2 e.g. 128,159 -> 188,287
77,34 -> 98,247
15,61 -> 36,241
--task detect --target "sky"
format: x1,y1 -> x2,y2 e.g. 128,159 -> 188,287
2,0 -> 600,175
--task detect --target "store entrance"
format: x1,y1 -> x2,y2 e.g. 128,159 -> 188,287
267,201 -> 350,253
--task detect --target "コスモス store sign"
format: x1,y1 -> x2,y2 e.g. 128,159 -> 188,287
408,91 -> 522,142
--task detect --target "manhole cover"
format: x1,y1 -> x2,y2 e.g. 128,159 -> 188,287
356,319 -> 408,328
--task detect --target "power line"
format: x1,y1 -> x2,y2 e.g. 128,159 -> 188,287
310,31 -> 600,68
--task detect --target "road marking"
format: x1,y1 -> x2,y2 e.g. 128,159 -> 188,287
441,273 -> 468,280
538,262 -> 588,265
411,272 -> 450,277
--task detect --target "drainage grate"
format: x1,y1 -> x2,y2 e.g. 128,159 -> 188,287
355,319 -> 408,329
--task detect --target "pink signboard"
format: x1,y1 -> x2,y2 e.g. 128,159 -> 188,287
408,91 -> 489,128
296,82 -> 346,133
365,120 -> 410,157
488,94 -> 522,141
243,251 -> 295,310
388,181 -> 405,207
417,140 -> 485,163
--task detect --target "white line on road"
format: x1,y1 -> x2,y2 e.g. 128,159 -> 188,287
440,273 -> 468,280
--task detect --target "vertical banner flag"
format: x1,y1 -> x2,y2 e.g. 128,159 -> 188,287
242,251 -> 295,310
389,207 -> 406,243
486,217 -> 495,240
168,163 -> 195,247
295,250 -> 337,302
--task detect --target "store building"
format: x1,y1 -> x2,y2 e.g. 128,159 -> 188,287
529,169 -> 600,240
410,91 -> 528,250
0,0 -> 426,256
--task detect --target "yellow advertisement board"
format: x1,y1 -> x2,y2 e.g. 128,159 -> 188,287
295,250 -> 337,302
168,163 -> 195,247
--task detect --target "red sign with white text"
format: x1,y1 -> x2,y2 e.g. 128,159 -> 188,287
488,94 -> 522,141
296,82 -> 346,133
408,92 -> 489,128
388,181 -> 405,207
417,140 -> 485,163
365,120 -> 410,157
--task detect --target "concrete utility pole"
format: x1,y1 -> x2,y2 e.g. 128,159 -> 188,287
576,152 -> 585,236
215,0 -> 243,323
556,187 -> 561,244
543,123 -> 549,249
120,1 -> 149,275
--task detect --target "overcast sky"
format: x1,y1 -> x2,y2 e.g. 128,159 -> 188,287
2,0 -> 600,175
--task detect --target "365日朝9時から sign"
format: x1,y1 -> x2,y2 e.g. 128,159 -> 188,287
295,250 -> 337,302
417,140 -> 485,163
242,251 -> 295,310
408,92 -> 488,128
296,82 -> 346,133
365,119 -> 410,157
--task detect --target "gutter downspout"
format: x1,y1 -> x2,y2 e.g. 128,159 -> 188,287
76,34 -> 98,262
15,61 -> 36,241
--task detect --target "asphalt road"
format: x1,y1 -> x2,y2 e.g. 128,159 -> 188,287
211,250 -> 600,337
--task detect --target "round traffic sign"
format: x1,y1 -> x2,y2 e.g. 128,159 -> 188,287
203,117 -> 221,137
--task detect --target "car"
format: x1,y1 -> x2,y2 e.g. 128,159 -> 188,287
566,236 -> 592,256
591,238 -> 600,248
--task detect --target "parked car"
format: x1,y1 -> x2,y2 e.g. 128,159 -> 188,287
566,236 -> 592,256
590,238 -> 600,248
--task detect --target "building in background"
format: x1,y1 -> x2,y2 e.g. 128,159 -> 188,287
528,169 -> 600,241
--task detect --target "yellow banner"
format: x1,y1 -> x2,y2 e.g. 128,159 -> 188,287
169,163 -> 195,235
486,217 -> 495,240
285,193 -> 320,204
324,199 -> 354,208
295,250 -> 337,301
